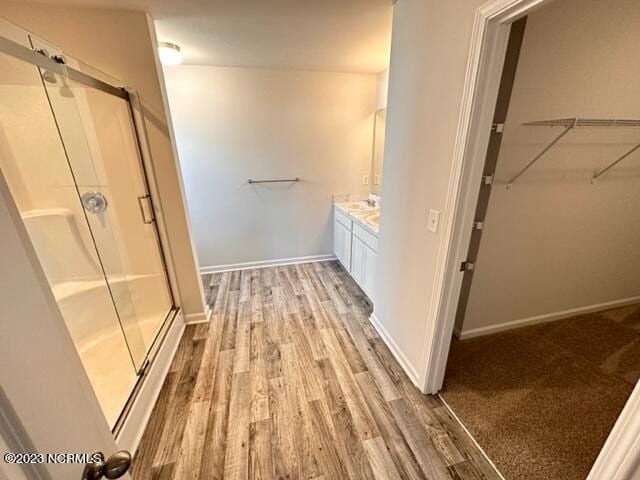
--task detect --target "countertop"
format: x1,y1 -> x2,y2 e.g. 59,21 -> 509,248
334,201 -> 380,234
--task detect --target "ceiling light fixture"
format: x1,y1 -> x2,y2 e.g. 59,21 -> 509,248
158,42 -> 183,66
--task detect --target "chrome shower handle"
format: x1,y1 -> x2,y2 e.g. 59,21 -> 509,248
81,191 -> 108,214
137,194 -> 154,224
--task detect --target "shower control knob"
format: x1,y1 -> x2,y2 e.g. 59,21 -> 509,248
81,450 -> 132,479
81,191 -> 108,214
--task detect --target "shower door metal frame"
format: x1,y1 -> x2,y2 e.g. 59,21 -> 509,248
0,28 -> 180,430
0,34 -> 128,100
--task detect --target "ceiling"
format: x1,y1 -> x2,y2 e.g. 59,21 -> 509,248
27,0 -> 394,73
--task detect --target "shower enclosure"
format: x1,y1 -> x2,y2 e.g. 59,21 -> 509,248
0,19 -> 175,429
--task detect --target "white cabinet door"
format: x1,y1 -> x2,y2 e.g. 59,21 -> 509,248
352,234 -> 377,302
362,243 -> 378,302
333,218 -> 352,270
351,235 -> 365,285
342,223 -> 353,270
333,217 -> 343,264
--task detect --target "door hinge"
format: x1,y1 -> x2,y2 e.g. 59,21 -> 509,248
473,221 -> 484,230
491,122 -> 504,133
460,261 -> 475,272
482,175 -> 494,185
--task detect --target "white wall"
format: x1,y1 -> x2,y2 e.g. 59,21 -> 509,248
459,0 -> 640,336
372,0 -> 486,384
376,69 -> 389,110
164,65 -> 377,269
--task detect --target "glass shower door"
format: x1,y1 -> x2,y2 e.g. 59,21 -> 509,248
0,20 -> 140,428
33,38 -> 174,361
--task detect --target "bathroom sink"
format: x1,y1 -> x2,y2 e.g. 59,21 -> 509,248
335,201 -> 380,232
358,212 -> 380,228
366,213 -> 380,224
339,201 -> 376,212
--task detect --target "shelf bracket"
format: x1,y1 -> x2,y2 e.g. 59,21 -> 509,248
507,124 -> 574,187
591,142 -> 640,182
491,123 -> 504,133
460,261 -> 475,272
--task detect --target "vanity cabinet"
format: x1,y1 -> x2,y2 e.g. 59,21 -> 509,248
362,246 -> 377,298
334,216 -> 352,269
333,206 -> 378,302
351,223 -> 378,299
351,235 -> 377,299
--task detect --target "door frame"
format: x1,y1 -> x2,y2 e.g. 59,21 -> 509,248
421,0 -> 640,478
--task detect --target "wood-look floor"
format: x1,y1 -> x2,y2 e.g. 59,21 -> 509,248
132,261 -> 501,480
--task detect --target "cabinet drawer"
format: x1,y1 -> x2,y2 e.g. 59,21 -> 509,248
334,207 -> 352,229
353,222 -> 378,251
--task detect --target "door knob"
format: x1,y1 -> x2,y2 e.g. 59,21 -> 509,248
82,450 -> 132,480
81,191 -> 108,214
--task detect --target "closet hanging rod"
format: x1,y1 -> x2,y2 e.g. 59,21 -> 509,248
507,117 -> 640,187
248,177 -> 300,184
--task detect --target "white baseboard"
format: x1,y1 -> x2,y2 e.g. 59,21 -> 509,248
458,295 -> 640,340
116,311 -> 185,453
199,254 -> 337,274
369,313 -> 420,386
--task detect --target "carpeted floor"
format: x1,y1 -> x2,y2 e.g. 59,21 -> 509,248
441,303 -> 640,480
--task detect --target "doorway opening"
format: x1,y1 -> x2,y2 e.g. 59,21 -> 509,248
440,0 -> 640,479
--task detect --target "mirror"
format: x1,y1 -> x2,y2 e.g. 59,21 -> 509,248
370,108 -> 386,196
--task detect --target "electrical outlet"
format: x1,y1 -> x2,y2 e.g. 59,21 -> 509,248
362,174 -> 370,185
427,209 -> 440,234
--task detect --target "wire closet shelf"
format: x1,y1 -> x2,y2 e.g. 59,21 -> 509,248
506,117 -> 640,188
